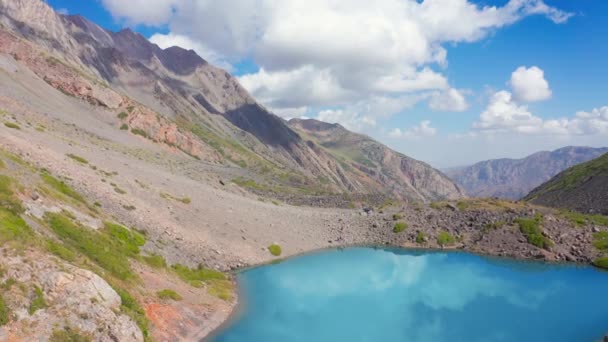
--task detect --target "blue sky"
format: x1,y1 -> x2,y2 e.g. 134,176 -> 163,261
46,0 -> 608,167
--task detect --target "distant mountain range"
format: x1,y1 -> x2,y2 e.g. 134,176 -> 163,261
0,0 -> 462,203
526,152 -> 608,214
445,146 -> 608,199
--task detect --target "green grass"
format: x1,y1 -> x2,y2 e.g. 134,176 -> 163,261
115,288 -> 149,340
105,222 -> 146,256
171,264 -> 226,287
268,244 -> 282,256
41,172 -> 86,204
117,112 -> 128,120
120,124 -> 129,130
50,327 -> 92,342
593,257 -> 608,270
28,286 -> 47,315
0,175 -> 25,215
516,214 -> 552,249
46,213 -> 136,280
393,222 -> 407,233
4,122 -> 20,130
47,240 -> 77,262
157,289 -> 182,301
0,294 -> 9,326
66,154 -> 88,164
0,208 -> 32,244
416,231 -> 426,244
592,231 -> 608,251
131,128 -> 148,138
561,211 -> 608,227
437,231 -> 456,247
142,254 -> 167,269
207,280 -> 234,301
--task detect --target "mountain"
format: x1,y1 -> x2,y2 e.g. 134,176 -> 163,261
288,119 -> 463,201
0,0 -> 462,203
445,146 -> 608,199
525,152 -> 608,214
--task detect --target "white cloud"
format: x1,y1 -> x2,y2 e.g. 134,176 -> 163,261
56,8 -> 69,15
474,91 -> 608,136
101,0 -> 178,26
429,88 -> 469,112
97,0 -> 572,131
389,121 -> 437,139
149,33 -> 233,71
509,66 -> 552,102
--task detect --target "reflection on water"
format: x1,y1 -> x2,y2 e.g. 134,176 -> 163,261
209,248 -> 608,342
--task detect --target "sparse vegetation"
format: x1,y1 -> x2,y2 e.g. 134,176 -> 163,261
28,286 -> 47,315
592,231 -> 608,252
131,128 -> 148,138
113,186 -> 126,195
416,231 -> 426,244
47,240 -> 77,262
4,122 -> 20,130
127,106 -> 135,113
0,294 -> 9,326
115,288 -> 149,340
160,192 -> 191,204
50,326 -> 92,342
157,289 -> 182,301
120,124 -> 128,130
392,213 -> 403,221
66,154 -> 89,164
0,175 -> 25,215
171,264 -> 231,301
393,222 -> 407,233
142,254 -> 167,269
41,172 -> 86,204
437,231 -> 456,247
562,211 -> 608,227
593,257 -> 608,270
516,214 -> 552,249
483,221 -> 506,233
117,112 -> 128,120
268,244 -> 282,256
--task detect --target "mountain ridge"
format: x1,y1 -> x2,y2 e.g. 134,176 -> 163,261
445,146 -> 608,199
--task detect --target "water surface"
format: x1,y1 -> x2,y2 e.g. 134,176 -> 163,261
210,248 -> 608,342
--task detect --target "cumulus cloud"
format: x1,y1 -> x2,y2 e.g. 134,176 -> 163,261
389,121 -> 438,139
509,66 -> 552,102
99,0 -> 572,130
474,91 -> 608,136
429,88 -> 469,112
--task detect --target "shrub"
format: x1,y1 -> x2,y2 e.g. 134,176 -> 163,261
105,222 -> 145,256
50,327 -> 92,342
120,124 -> 128,130
392,213 -> 403,221
142,254 -> 167,269
516,214 -> 552,249
416,231 -> 426,244
157,289 -> 182,301
268,244 -> 282,256
113,187 -> 126,195
131,128 -> 148,138
28,286 -> 47,315
0,294 -> 9,326
437,231 -> 456,247
117,112 -> 128,120
66,154 -> 88,164
4,122 -> 20,130
127,106 -> 135,113
393,222 -> 407,233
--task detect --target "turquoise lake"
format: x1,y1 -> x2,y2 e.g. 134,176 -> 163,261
209,247 -> 608,342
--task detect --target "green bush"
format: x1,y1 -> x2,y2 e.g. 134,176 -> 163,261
157,289 -> 182,301
117,112 -> 128,120
268,244 -> 282,256
66,154 -> 88,164
105,222 -> 146,256
392,213 -> 403,221
416,231 -> 426,244
437,231 -> 456,246
120,124 -> 128,130
516,214 -> 552,249
0,294 -> 9,326
131,128 -> 148,138
4,122 -> 20,130
28,286 -> 47,315
393,222 -> 407,233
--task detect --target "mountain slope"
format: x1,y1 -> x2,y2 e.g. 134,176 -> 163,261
445,146 -> 608,199
288,119 -> 464,201
0,0 -> 462,202
525,153 -> 608,214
